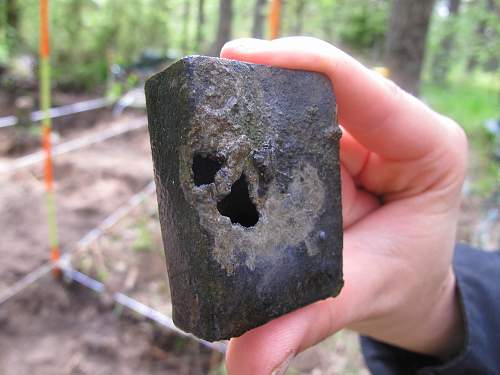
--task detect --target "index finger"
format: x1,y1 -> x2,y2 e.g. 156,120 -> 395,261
220,37 -> 451,160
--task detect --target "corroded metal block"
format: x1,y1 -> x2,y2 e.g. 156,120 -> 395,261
145,56 -> 343,341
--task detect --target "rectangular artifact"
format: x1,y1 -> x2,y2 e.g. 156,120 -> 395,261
145,56 -> 343,341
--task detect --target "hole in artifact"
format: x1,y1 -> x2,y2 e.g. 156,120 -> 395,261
217,174 -> 259,227
192,154 -> 222,186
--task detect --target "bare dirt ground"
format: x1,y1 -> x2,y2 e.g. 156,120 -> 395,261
0,93 -> 497,374
0,105 -> 227,375
72,195 -> 170,312
0,112 -> 151,292
0,277 -> 220,375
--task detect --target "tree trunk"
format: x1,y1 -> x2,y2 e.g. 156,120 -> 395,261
431,0 -> 461,82
181,0 -> 191,54
385,0 -> 436,95
252,0 -> 266,39
293,0 -> 305,35
448,0 -> 460,14
210,0 -> 232,56
195,0 -> 205,52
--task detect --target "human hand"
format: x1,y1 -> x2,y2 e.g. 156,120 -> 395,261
220,37 -> 467,375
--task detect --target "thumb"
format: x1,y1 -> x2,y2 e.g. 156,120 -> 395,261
226,300 -> 342,375
225,235 -> 378,375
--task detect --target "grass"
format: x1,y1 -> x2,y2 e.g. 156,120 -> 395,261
421,71 -> 499,134
422,72 -> 499,197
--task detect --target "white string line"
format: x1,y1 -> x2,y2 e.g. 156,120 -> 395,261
0,118 -> 147,173
0,115 -> 17,128
0,97 -> 111,129
62,266 -> 227,354
0,262 -> 56,305
74,180 -> 156,250
0,181 -> 155,306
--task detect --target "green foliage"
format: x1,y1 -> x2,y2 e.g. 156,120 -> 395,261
426,0 -> 500,82
11,0 -> 174,89
335,0 -> 389,50
0,43 -> 8,65
132,217 -> 154,252
422,71 -> 500,133
422,71 -> 500,197
0,0 -> 12,64
1,0 -> 497,104
277,0 -> 389,56
459,0 -> 500,71
208,363 -> 228,375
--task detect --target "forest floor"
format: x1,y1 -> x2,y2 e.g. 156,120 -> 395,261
0,91 -> 497,375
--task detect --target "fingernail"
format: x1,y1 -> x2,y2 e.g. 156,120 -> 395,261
271,352 -> 295,375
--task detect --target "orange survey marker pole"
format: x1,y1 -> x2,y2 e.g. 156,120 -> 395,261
39,0 -> 61,274
269,0 -> 281,39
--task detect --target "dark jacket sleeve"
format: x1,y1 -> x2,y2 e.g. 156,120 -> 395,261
360,244 -> 500,375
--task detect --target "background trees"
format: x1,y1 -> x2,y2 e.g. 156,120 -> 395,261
431,0 -> 461,83
252,0 -> 267,39
385,0 -> 436,95
0,0 -> 497,101
210,0 -> 233,56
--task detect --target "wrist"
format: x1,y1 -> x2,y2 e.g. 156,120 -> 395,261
435,270 -> 466,359
422,270 -> 465,360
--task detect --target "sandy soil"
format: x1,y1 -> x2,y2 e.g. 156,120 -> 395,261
0,113 -> 151,293
72,195 -> 172,316
0,277 -> 220,375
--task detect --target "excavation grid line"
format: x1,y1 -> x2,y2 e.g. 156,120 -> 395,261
62,266 -> 227,353
0,118 -> 147,173
0,181 -> 155,305
0,180 -> 227,353
0,97 -> 111,129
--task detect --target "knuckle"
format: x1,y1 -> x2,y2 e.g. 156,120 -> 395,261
444,117 -> 468,154
383,77 -> 405,102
